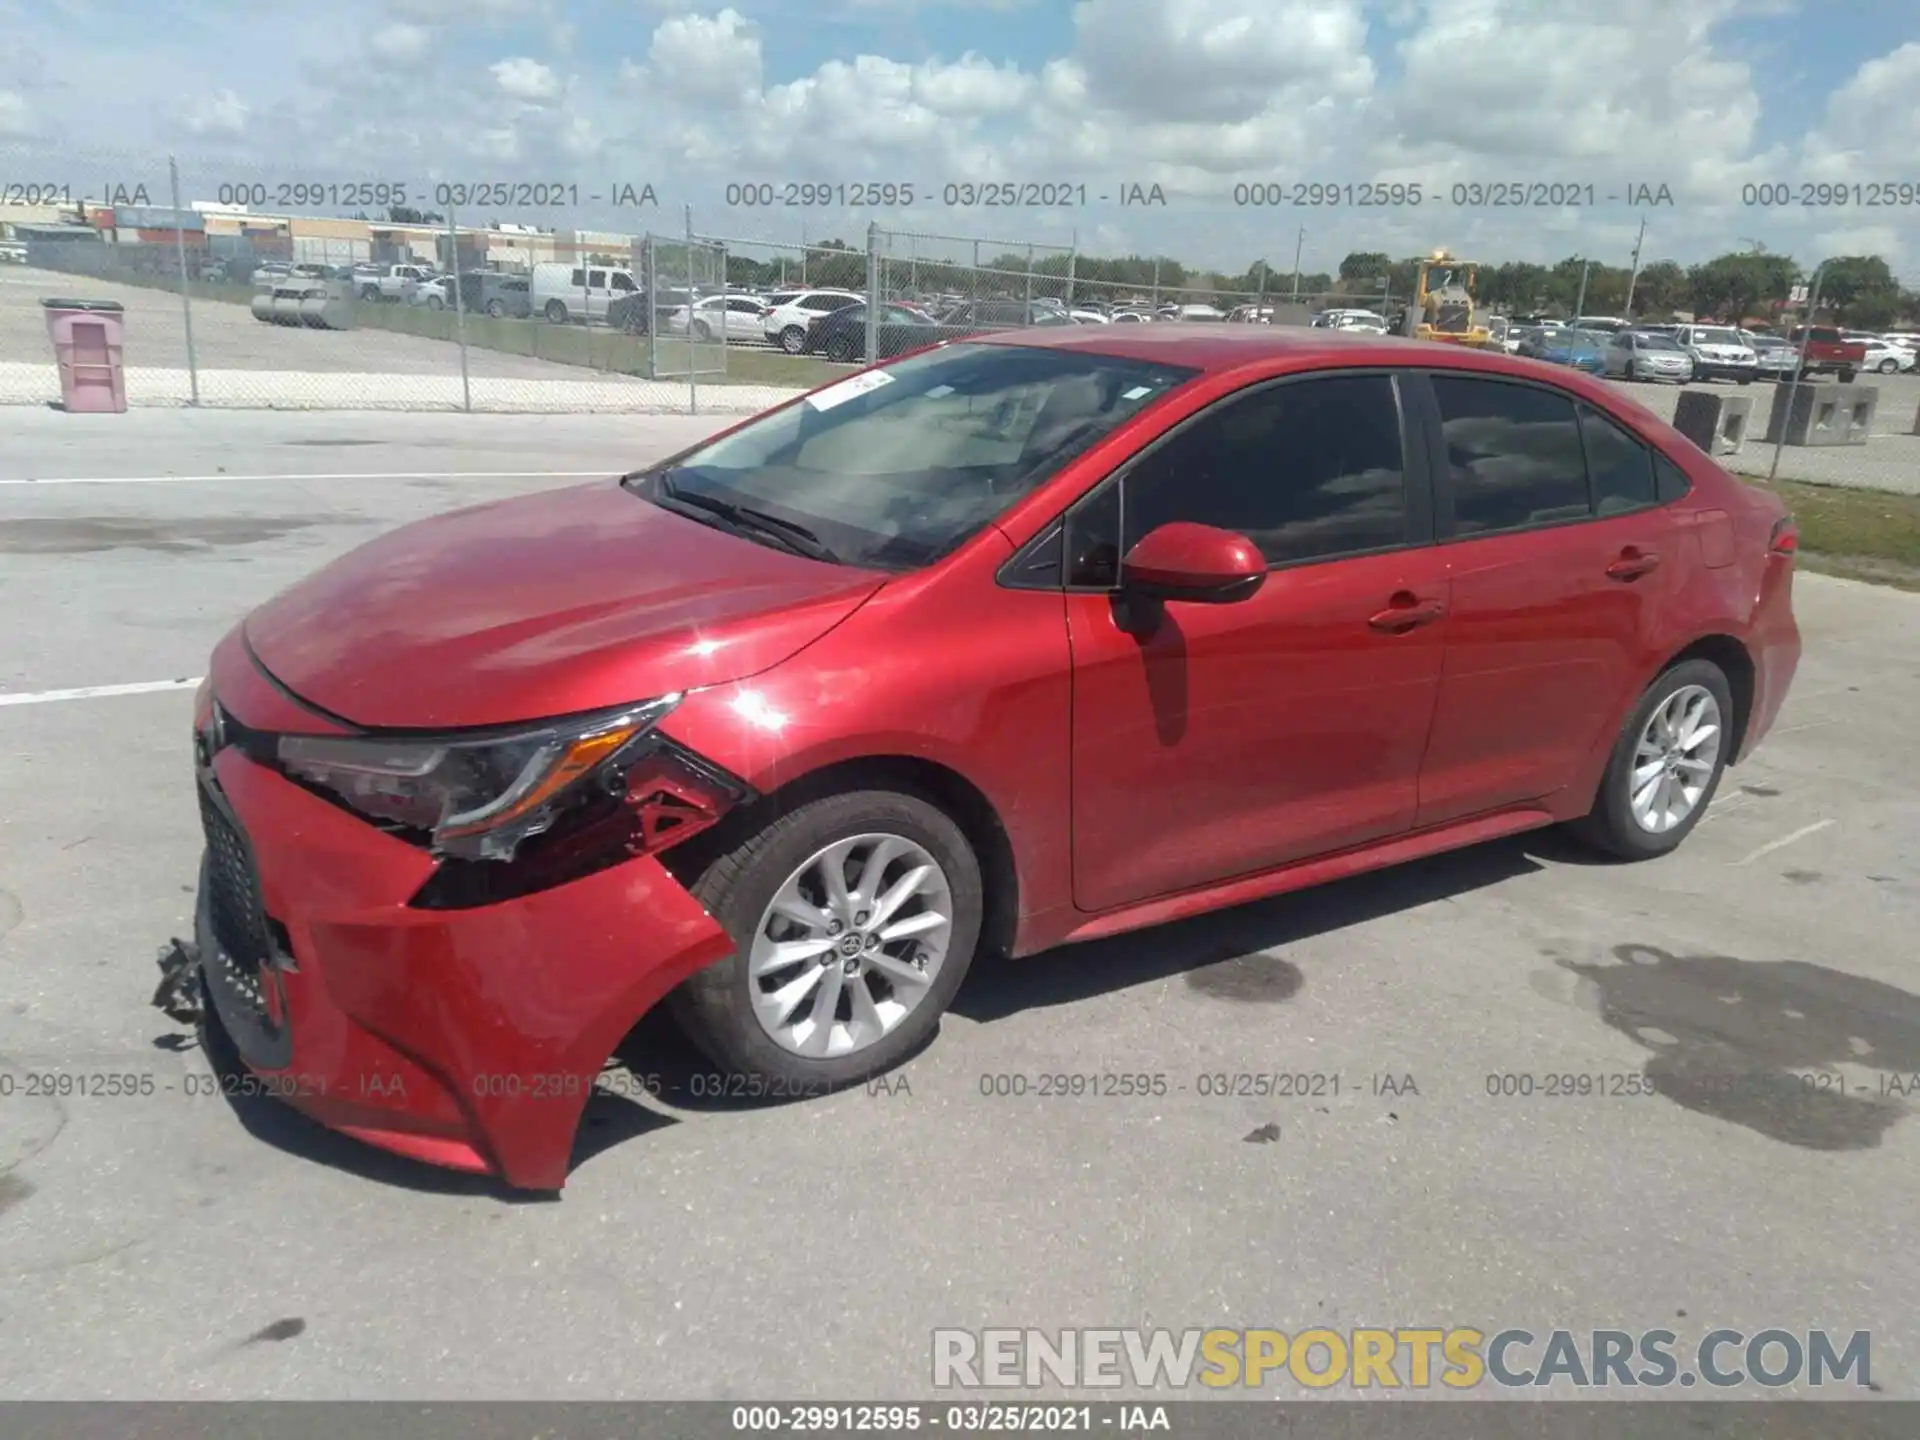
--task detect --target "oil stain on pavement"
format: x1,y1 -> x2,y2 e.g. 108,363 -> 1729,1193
1548,943 -> 1920,1150
0,516 -> 343,555
1186,955 -> 1304,1002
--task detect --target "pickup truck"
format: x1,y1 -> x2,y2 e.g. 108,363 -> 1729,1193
356,263 -> 438,304
1786,325 -> 1866,382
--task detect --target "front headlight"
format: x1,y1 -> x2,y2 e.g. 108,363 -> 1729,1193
276,695 -> 681,862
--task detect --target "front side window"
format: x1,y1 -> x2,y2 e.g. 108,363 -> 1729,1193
1122,374 -> 1409,565
628,343 -> 1197,571
1431,375 -> 1588,535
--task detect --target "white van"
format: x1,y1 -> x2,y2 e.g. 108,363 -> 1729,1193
530,262 -> 639,324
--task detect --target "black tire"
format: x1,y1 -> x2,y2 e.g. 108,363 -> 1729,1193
1838,367 -> 1856,383
545,300 -> 569,324
359,285 -> 380,302
778,325 -> 807,354
669,789 -> 984,1089
486,299 -> 505,318
1736,374 -> 1751,385
825,332 -> 858,363
1568,658 -> 1735,861
693,320 -> 715,343
1878,358 -> 1898,374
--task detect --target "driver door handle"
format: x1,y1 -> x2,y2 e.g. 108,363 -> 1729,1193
1367,593 -> 1446,633
1606,547 -> 1661,581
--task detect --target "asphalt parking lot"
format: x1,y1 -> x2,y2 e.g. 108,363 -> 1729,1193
2,410 -> 1918,1401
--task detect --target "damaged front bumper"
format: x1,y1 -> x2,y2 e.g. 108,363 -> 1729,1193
186,744 -> 735,1191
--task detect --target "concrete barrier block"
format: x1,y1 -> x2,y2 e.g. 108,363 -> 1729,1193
1673,391 -> 1754,456
1764,383 -> 1878,447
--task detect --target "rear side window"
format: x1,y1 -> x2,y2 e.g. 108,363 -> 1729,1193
1430,376 -> 1588,535
1122,373 -> 1408,566
1655,455 -> 1692,503
1579,407 -> 1657,514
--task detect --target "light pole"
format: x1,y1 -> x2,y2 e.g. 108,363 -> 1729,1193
1290,227 -> 1305,301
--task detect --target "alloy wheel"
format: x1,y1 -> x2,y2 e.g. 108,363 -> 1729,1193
1628,684 -> 1723,834
747,833 -> 955,1058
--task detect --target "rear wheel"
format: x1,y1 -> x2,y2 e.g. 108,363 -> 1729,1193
545,300 -> 569,324
670,789 -> 984,1088
486,299 -> 506,318
1838,367 -> 1856,383
1879,358 -> 1899,374
778,325 -> 807,354
1569,659 -> 1734,861
825,331 -> 858,363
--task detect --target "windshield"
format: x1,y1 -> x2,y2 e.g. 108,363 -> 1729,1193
1695,328 -> 1741,345
1639,334 -> 1682,351
628,342 -> 1199,571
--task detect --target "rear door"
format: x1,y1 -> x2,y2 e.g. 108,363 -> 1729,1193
1410,372 -> 1688,827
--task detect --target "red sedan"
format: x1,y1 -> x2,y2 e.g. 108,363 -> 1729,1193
189,326 -> 1801,1189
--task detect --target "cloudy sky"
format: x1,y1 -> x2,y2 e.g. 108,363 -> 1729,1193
1,0 -> 1915,278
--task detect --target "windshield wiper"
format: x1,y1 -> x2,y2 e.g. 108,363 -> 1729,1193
654,472 -> 841,563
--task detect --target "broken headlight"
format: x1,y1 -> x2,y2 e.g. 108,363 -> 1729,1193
276,695 -> 681,862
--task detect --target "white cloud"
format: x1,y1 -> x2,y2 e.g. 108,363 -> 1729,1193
631,9 -> 763,104
369,22 -> 432,67
182,88 -> 248,137
0,89 -> 29,137
491,56 -> 560,102
1798,41 -> 1920,176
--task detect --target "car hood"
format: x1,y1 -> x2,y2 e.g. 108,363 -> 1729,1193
243,481 -> 886,730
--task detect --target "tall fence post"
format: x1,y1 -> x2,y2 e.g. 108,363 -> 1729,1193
1151,257 -> 1161,311
447,207 -> 471,413
1066,233 -> 1077,310
1024,244 -> 1035,313
644,234 -> 658,380
686,206 -> 698,417
865,223 -> 882,365
167,155 -> 201,407
1768,262 -> 1825,486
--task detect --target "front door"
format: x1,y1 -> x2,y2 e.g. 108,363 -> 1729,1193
1067,371 -> 1449,914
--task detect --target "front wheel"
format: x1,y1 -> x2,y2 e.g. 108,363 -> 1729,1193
486,299 -> 506,318
545,300 -> 569,324
1879,358 -> 1898,374
778,325 -> 807,354
669,789 -> 984,1088
1568,659 -> 1734,861
1736,374 -> 1751,385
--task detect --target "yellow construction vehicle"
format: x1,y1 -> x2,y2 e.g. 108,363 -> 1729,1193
1399,251 -> 1495,347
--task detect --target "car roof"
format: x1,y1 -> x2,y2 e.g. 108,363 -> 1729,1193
972,323 -> 1647,406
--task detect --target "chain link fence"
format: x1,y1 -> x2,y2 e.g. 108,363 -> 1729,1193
2,138 -> 1916,491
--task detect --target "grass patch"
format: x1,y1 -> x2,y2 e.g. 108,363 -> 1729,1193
1735,474 -> 1920,591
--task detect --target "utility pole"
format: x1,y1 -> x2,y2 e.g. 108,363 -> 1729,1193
1623,216 -> 1647,320
1571,258 -> 1592,321
1290,227 -> 1305,300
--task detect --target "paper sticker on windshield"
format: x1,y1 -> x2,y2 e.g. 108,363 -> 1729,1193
807,371 -> 895,411
1121,385 -> 1154,400
924,384 -> 955,398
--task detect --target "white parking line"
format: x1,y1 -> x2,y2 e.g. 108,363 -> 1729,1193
0,470 -> 614,487
1731,818 -> 1836,866
0,679 -> 202,707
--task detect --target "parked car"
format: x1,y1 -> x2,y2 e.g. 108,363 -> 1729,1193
1604,329 -> 1694,384
763,289 -> 865,353
188,326 -> 1800,1191
1785,325 -> 1865,381
458,271 -> 533,319
1531,329 -> 1608,374
1668,324 -> 1758,384
1860,340 -> 1915,375
667,294 -> 772,342
531,262 -> 641,325
1109,310 -> 1154,323
936,299 -> 1078,332
1744,333 -> 1799,380
1572,316 -> 1630,333
804,302 -> 942,362
406,276 -> 451,311
358,263 -> 437,304
1070,309 -> 1113,324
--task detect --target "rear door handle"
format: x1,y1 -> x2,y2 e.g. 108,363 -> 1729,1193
1606,548 -> 1661,580
1367,593 -> 1446,633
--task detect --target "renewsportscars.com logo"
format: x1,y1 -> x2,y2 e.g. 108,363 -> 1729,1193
931,1328 -> 1873,1391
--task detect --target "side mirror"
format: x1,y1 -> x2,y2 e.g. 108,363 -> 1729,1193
1120,522 -> 1267,605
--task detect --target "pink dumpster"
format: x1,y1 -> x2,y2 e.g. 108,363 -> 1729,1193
42,297 -> 128,413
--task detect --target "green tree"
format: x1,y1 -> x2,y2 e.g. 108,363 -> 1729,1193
1687,251 -> 1797,323
1815,255 -> 1902,327
1629,260 -> 1688,319
1338,251 -> 1391,284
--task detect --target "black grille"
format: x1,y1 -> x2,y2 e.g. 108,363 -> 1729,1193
198,781 -> 272,983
